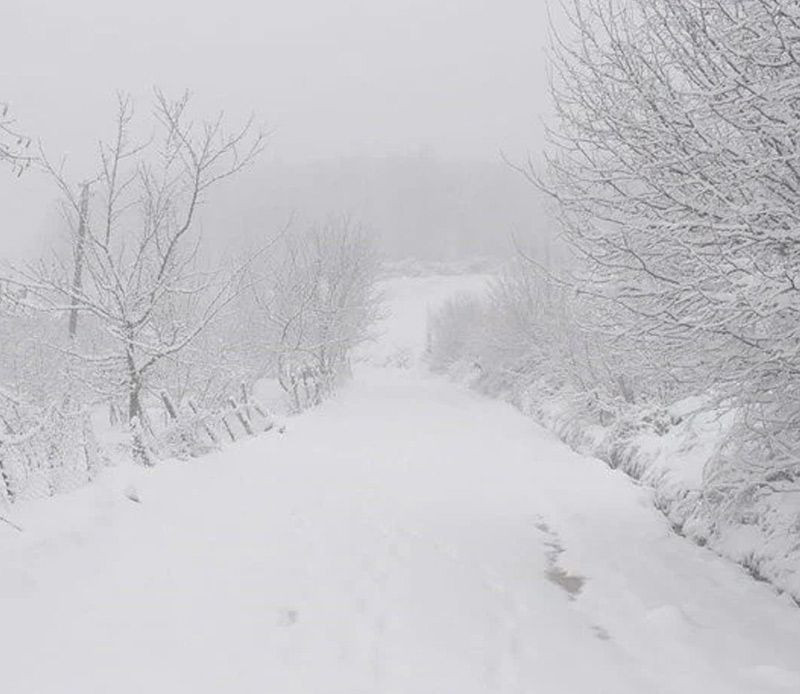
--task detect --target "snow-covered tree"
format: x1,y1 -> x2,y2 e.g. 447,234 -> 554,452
246,218 -> 382,410
529,0 -> 800,478
9,91 -> 264,463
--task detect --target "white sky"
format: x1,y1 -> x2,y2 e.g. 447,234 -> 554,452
2,0 -> 552,256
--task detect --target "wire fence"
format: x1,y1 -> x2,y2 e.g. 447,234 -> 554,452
150,388 -> 276,462
0,381 -> 279,505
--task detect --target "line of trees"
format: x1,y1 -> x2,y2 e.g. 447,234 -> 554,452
0,91 -> 380,469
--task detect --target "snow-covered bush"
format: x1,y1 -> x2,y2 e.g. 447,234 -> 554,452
0,393 -> 102,503
428,258 -> 681,413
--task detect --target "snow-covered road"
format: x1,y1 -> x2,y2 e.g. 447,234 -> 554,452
1,276 -> 799,693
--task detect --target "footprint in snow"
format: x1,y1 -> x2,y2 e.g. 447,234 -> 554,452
534,517 -> 587,600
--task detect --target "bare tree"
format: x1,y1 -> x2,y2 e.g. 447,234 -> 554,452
9,91 -> 264,463
246,218 -> 382,410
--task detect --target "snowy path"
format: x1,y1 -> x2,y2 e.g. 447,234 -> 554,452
1,276 -> 800,693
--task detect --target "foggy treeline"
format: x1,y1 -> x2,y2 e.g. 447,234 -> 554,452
207,156 -> 544,262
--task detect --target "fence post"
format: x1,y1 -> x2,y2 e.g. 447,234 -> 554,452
163,391 -> 205,458
219,413 -> 237,443
188,399 -> 219,446
240,383 -> 252,422
252,402 -> 274,432
228,397 -> 254,437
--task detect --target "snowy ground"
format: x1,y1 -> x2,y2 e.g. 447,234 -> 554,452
1,275 -> 800,694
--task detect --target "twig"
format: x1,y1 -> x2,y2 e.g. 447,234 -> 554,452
0,513 -> 23,532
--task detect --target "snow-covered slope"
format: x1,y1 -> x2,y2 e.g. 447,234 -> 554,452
1,275 -> 799,694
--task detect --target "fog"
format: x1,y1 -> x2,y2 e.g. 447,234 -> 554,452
4,4 -> 800,690
2,0 -> 551,260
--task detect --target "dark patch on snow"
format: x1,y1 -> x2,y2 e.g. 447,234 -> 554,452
534,518 -> 587,600
277,608 -> 299,627
545,564 -> 586,598
741,553 -> 771,584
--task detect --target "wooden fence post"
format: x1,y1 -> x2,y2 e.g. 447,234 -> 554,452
188,400 -> 219,446
241,383 -> 252,422
229,397 -> 254,437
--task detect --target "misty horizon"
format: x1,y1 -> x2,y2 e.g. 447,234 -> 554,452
2,0 -> 553,260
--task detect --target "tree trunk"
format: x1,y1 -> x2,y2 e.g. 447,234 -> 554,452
125,340 -> 151,466
68,182 -> 90,339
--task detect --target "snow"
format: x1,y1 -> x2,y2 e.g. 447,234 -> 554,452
356,273 -> 492,368
1,274 -> 799,693
508,368 -> 800,601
